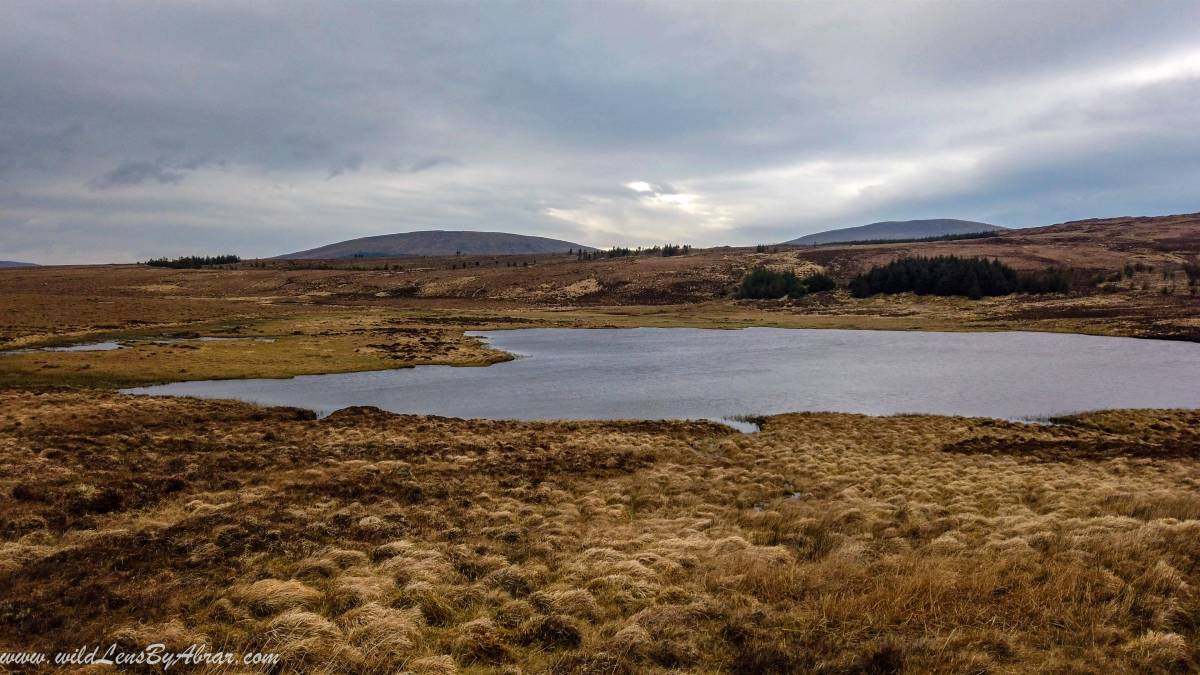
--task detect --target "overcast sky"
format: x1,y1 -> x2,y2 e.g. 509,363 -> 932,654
3,1 -> 1199,263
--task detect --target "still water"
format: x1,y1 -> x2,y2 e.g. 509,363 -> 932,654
123,328 -> 1200,426
1,341 -> 124,355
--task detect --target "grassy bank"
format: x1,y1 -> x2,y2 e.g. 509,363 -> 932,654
0,312 -> 512,388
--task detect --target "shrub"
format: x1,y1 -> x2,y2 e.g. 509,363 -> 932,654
804,272 -> 836,293
1015,267 -> 1071,294
1182,261 -> 1199,285
738,268 -> 836,299
739,268 -> 801,299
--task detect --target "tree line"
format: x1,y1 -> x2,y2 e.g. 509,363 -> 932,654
576,244 -> 692,260
848,255 -> 1068,299
737,268 -> 836,299
144,255 -> 241,269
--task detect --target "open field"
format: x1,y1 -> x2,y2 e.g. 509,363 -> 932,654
1,390 -> 1198,672
1,213 -> 1199,672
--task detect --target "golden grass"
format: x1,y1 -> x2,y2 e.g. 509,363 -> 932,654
0,311 -> 510,387
1,390 -> 1197,672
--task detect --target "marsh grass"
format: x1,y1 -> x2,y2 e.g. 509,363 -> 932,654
0,314 -> 510,388
0,391 -> 1198,672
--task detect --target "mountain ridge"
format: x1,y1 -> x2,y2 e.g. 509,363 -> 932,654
277,230 -> 597,259
784,219 -> 1007,245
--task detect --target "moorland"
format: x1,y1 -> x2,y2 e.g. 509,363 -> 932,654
1,211 -> 1199,672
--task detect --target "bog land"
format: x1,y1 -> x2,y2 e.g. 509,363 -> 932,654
2,211 -> 1200,672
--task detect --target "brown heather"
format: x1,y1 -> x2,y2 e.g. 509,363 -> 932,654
1,389 -> 1198,673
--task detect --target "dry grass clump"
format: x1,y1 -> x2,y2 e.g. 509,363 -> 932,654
1122,631 -> 1190,671
1,390 -> 1199,672
517,613 -> 584,651
262,609 -> 356,673
108,619 -> 209,654
232,579 -> 323,616
451,616 -> 510,664
530,588 -> 600,621
402,654 -> 459,675
340,602 -> 422,669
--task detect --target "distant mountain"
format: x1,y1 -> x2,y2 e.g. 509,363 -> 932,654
277,230 -> 597,259
784,219 -> 1007,245
0,260 -> 37,268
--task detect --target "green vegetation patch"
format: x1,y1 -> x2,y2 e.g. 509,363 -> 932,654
738,268 -> 837,299
849,255 -> 1069,299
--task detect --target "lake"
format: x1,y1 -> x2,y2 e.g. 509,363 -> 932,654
122,328 -> 1200,427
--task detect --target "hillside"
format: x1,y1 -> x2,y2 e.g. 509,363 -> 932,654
25,210 -> 1176,309
0,261 -> 37,268
277,230 -> 596,259
785,218 -> 1006,245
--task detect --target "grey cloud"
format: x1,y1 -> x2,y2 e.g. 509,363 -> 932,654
409,156 -> 459,173
327,155 -> 363,179
637,182 -> 677,195
179,155 -> 225,171
1,1 -> 1199,261
89,161 -> 186,189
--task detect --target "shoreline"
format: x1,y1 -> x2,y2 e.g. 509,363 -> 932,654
5,311 -> 1198,390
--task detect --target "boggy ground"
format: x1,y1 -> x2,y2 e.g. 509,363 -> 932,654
0,309 -> 511,388
1,389 -> 1198,673
2,273 -> 1198,389
3,210 -> 1200,388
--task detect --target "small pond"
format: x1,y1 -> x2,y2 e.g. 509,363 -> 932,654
1,341 -> 124,355
1,335 -> 276,357
122,328 -> 1200,427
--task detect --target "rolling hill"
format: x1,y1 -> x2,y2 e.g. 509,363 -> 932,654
784,219 -> 1006,245
0,261 -> 37,268
277,230 -> 596,259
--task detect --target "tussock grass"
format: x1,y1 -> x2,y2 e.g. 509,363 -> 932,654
1,390 -> 1198,672
233,579 -> 323,616
340,603 -> 422,668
